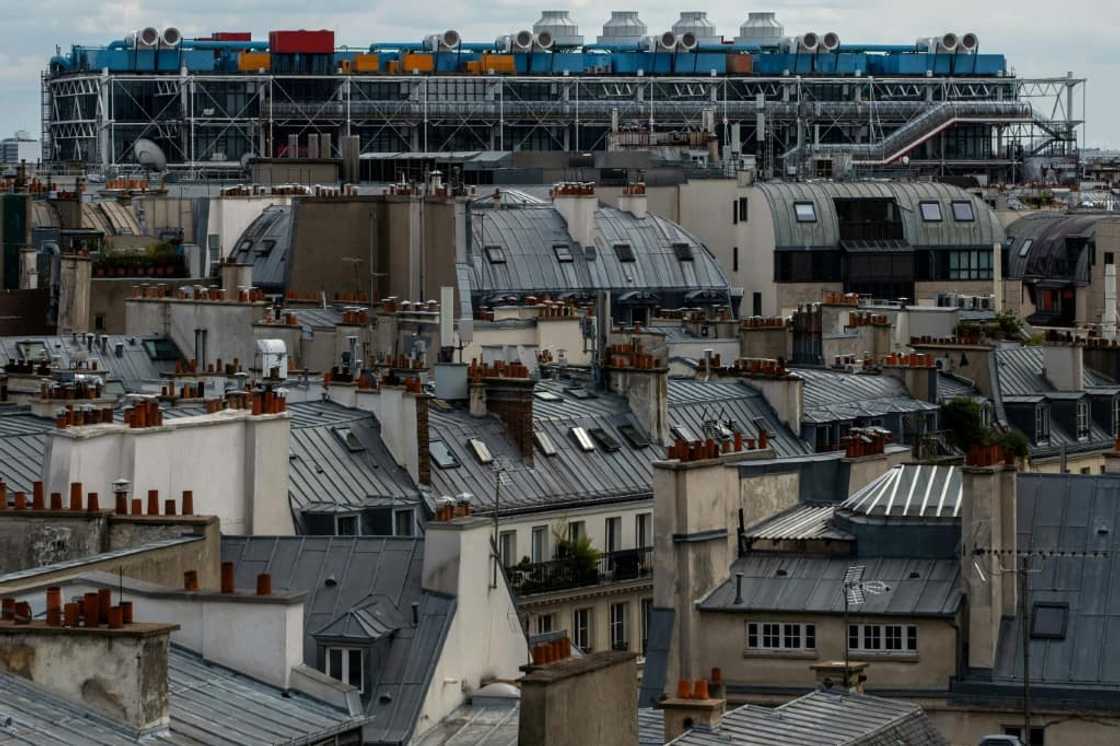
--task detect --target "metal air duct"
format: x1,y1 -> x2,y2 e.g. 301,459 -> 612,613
160,27 -> 182,48
656,31 -> 678,51
959,32 -> 979,54
820,32 -> 841,53
534,31 -> 554,50
677,32 -> 698,52
787,32 -> 819,53
425,29 -> 461,51
133,27 -> 159,49
917,33 -> 959,53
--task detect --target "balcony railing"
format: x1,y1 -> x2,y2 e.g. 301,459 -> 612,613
506,547 -> 654,597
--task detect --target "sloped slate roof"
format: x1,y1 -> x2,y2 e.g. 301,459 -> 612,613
756,181 -> 1003,250
794,367 -> 939,424
698,555 -> 961,618
314,593 -> 407,642
465,204 -> 729,297
220,536 -> 453,746
0,646 -> 365,745
0,334 -> 181,391
229,204 -> 293,291
1004,212 -> 1120,281
844,464 -> 963,519
671,689 -> 947,745
994,345 -> 1114,396
987,474 -> 1120,696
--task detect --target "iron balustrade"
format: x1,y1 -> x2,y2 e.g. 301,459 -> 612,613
506,546 -> 653,596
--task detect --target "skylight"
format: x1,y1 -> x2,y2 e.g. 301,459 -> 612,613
553,243 -> 574,263
484,245 -> 506,264
671,424 -> 697,442
1030,602 -> 1068,639
589,427 -> 621,452
919,201 -> 943,222
618,423 -> 650,449
794,202 -> 817,223
430,440 -> 461,469
535,431 -> 558,457
565,388 -> 597,400
951,200 -> 976,222
612,243 -> 636,262
467,437 -> 494,464
1019,239 -> 1034,258
672,242 -> 694,261
570,427 -> 596,452
535,391 -> 564,402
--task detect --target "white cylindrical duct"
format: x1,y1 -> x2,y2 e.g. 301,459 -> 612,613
677,31 -> 698,51
534,31 -> 554,50
820,32 -> 841,52
426,29 -> 460,51
160,27 -> 182,48
918,33 -> 959,53
657,31 -> 678,51
513,29 -> 534,50
135,27 -> 159,48
959,32 -> 979,54
787,32 -> 819,53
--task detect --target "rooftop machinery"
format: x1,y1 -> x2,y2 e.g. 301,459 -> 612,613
42,12 -> 1084,183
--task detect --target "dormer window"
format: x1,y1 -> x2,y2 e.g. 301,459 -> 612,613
1035,404 -> 1051,445
1077,400 -> 1090,441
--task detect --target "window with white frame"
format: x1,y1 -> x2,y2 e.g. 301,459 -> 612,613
1077,400 -> 1090,440
394,509 -> 414,537
1036,404 -> 1051,444
610,602 -> 629,651
568,521 -> 586,544
324,647 -> 364,691
499,530 -> 517,567
605,517 -> 622,553
531,526 -> 549,562
336,514 -> 359,536
636,513 -> 652,549
746,621 -> 816,651
848,623 -> 918,654
573,608 -> 592,652
535,613 -> 554,635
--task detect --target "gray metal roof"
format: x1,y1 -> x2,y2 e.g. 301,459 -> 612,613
0,334 -> 181,392
938,372 -> 982,403
0,408 -> 50,495
221,536 -> 453,746
988,474 -> 1120,696
465,204 -> 730,300
793,367 -> 939,424
638,708 -> 665,746
843,464 -> 963,519
745,504 -> 850,541
0,645 -> 364,745
288,401 -> 421,513
427,377 -> 809,515
1004,212 -> 1120,281
994,345 -> 1114,396
670,689 -> 947,745
698,555 -> 961,618
755,181 -> 1003,250
230,204 -> 293,291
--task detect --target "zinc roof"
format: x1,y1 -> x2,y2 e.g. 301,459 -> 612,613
670,689 -> 947,746
0,334 -> 181,391
843,464 -> 963,519
698,555 -> 961,618
1004,212 -> 1120,281
755,181 -> 1003,250
794,367 -> 940,424
230,204 -> 293,291
994,345 -> 1114,396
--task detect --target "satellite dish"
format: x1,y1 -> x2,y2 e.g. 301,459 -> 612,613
133,138 -> 168,172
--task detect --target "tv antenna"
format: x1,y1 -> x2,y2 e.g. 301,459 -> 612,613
842,565 -> 890,686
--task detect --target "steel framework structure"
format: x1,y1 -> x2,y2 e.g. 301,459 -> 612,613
42,71 -> 1085,181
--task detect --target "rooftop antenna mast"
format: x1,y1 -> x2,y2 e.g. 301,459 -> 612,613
842,565 -> 889,688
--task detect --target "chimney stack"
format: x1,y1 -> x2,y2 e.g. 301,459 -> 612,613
550,182 -> 598,251
1042,332 -> 1084,392
519,651 -> 639,746
659,673 -> 726,742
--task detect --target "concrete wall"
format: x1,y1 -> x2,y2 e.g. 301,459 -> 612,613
0,625 -> 174,733
91,277 -> 195,333
416,517 -> 528,738
778,283 -> 844,316
926,704 -> 1120,746
518,652 -> 638,746
0,512 -> 107,574
125,298 -> 267,371
57,254 -> 91,334
43,411 -> 293,536
696,611 -> 959,692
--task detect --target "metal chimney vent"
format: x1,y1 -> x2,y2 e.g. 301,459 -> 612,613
597,11 -> 647,45
534,10 -> 583,47
735,11 -> 784,46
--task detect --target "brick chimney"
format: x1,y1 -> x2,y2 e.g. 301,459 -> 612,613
660,675 -> 726,742
481,377 -> 535,465
604,339 -> 671,447
960,462 -> 1017,671
0,613 -> 177,734
377,382 -> 431,486
519,651 -> 639,746
879,352 -> 939,402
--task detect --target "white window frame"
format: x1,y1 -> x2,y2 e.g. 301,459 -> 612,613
531,525 -> 549,562
605,516 -> 622,554
794,201 -> 817,223
568,521 -> 586,544
499,530 -> 517,568
918,201 -> 943,222
745,621 -> 817,651
636,513 -> 651,549
610,602 -> 629,651
847,623 -> 918,654
324,646 -> 364,692
1076,400 -> 1090,440
574,607 -> 592,652
394,508 -> 414,537
535,613 -> 554,635
335,514 -> 360,536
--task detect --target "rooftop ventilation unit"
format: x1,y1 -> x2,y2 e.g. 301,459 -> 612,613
424,29 -> 461,51
672,11 -> 718,45
786,32 -> 819,53
917,33 -> 959,53
496,29 -> 535,53
131,27 -> 160,49
597,11 -> 647,45
959,32 -> 980,54
160,27 -> 182,48
735,12 -> 783,46
534,10 -> 583,47
534,31 -> 554,50
820,32 -> 841,53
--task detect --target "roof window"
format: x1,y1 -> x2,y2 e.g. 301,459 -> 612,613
466,437 -> 494,464
589,427 -> 621,452
671,424 -> 697,442
794,202 -> 817,223
1030,602 -> 1068,639
570,427 -> 596,452
672,242 -> 694,261
429,440 -> 461,469
535,431 -> 558,457
484,245 -> 506,264
331,427 -> 365,453
951,200 -> 976,222
535,390 -> 563,402
919,201 -> 943,222
1018,239 -> 1034,258
553,243 -> 574,263
618,423 -> 650,449
612,243 -> 636,262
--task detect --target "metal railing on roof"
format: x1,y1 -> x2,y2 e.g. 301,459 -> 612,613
506,546 -> 653,596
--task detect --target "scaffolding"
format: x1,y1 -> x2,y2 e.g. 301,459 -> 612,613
42,71 -> 1085,182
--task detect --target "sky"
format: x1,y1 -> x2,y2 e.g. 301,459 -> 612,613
4,0 -> 1116,148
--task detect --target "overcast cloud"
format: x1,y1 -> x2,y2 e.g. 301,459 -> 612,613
4,1 -> 1115,148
